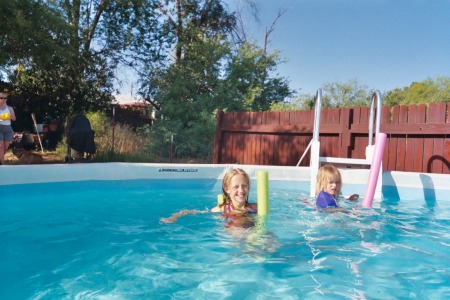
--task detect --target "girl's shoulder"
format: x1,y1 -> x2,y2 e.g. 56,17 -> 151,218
210,205 -> 222,213
316,191 -> 338,208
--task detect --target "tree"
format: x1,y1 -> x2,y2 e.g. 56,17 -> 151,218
269,93 -> 314,111
0,0 -> 67,69
272,79 -> 372,111
139,1 -> 293,158
147,32 -> 230,158
383,77 -> 450,106
221,42 -> 290,111
321,79 -> 371,108
1,0 -> 157,128
1,0 -> 73,128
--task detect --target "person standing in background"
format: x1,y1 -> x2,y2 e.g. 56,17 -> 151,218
0,92 -> 16,165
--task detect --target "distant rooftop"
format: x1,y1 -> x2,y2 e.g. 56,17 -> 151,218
113,94 -> 146,106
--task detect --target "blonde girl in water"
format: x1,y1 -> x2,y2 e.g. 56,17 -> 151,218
211,168 -> 256,214
315,164 -> 359,212
0,92 -> 16,165
161,168 -> 257,223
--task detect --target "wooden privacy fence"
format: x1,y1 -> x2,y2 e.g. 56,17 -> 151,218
213,102 -> 450,174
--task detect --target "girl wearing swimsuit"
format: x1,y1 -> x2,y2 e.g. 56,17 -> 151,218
161,168 -> 257,224
210,168 -> 257,229
210,168 -> 257,215
314,165 -> 359,212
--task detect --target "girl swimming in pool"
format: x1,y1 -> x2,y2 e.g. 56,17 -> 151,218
160,168 -> 257,223
314,165 -> 359,212
210,168 -> 256,214
160,168 -> 277,257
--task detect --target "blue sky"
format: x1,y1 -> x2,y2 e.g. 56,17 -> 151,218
237,0 -> 450,96
117,0 -> 450,97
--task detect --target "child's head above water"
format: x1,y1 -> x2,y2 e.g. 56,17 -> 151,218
316,165 -> 342,197
221,168 -> 251,205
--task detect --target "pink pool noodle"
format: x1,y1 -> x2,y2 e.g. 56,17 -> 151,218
362,133 -> 387,208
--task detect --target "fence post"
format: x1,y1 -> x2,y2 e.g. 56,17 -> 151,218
339,108 -> 352,157
213,110 -> 224,164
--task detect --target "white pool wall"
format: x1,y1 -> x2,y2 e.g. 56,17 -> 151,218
2,163 -> 312,185
1,163 -> 449,200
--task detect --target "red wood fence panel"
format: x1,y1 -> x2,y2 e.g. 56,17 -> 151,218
213,103 -> 450,174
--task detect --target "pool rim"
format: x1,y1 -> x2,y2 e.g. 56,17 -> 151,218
2,163 -> 449,201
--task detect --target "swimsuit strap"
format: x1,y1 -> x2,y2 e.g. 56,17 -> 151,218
247,202 -> 256,212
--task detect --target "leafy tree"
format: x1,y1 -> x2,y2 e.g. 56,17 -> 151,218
0,0 -> 68,69
1,0 -> 157,128
0,0 -> 72,128
272,79 -> 372,111
223,42 -> 292,111
147,32 -> 229,158
321,78 -> 371,108
269,93 -> 314,111
138,0 -> 236,99
383,77 -> 450,105
139,0 -> 293,158
1,0 -> 293,158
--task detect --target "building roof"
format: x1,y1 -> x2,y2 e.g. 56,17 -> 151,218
113,94 -> 146,106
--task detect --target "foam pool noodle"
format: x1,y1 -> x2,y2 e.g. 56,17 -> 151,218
257,171 -> 269,216
217,194 -> 224,205
362,132 -> 387,208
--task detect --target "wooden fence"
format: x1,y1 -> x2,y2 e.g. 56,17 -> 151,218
213,102 -> 450,174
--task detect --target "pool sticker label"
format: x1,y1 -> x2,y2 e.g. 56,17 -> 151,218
158,168 -> 198,173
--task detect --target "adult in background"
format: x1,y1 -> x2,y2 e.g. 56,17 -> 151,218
0,92 -> 16,165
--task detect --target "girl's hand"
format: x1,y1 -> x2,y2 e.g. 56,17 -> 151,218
346,194 -> 359,201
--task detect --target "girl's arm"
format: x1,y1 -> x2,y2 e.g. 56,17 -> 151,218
323,207 -> 347,213
210,205 -> 223,213
299,197 -> 315,207
8,106 -> 16,121
160,209 -> 207,223
162,202 -> 225,224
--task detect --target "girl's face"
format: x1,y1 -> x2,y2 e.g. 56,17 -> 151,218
225,174 -> 249,207
324,176 -> 340,196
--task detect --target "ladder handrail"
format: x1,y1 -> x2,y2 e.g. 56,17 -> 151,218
312,88 -> 322,142
368,90 -> 382,146
312,89 -> 381,145
306,88 -> 383,199
298,88 -> 382,167
296,88 -> 322,167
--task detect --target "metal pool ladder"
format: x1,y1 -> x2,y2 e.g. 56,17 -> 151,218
297,89 -> 383,198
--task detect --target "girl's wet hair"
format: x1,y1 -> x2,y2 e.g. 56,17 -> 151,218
315,165 -> 342,196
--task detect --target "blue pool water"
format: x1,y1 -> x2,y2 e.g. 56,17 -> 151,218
1,179 -> 449,299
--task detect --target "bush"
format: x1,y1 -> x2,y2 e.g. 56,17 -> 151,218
54,112 -> 151,162
54,111 -> 213,163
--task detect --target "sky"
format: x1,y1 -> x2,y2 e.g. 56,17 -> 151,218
117,0 -> 450,97
239,0 -> 450,96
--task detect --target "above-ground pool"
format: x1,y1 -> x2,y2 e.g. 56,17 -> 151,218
1,164 -> 449,299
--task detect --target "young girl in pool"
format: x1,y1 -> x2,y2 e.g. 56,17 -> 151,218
160,168 -> 257,224
211,168 -> 256,214
314,164 -> 359,212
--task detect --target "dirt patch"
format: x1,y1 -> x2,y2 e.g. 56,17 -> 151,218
4,151 -> 211,165
4,150 -> 65,165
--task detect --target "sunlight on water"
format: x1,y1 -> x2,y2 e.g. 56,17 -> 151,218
0,180 -> 449,299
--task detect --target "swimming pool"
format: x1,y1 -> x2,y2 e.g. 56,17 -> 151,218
1,163 -> 449,299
